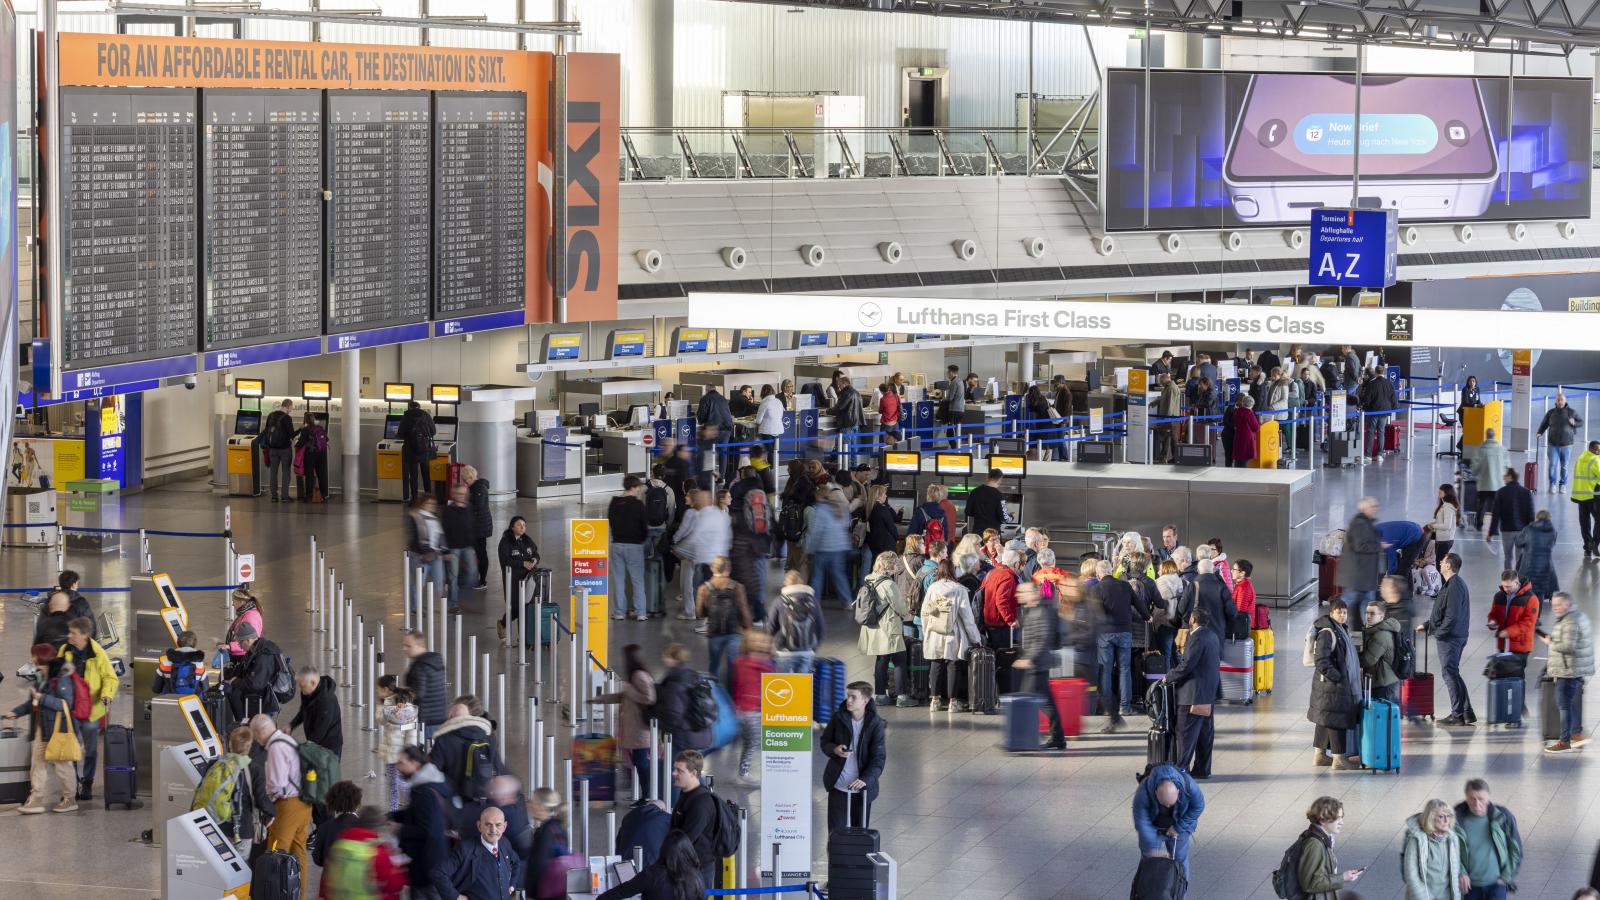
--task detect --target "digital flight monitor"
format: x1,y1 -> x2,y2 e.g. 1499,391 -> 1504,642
301,380 -> 332,400
989,454 -> 1027,476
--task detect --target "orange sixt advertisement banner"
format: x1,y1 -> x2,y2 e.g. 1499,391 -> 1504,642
53,33 -> 617,323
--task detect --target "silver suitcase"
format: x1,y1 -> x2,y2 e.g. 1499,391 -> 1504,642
0,718 -> 31,804
1219,638 -> 1255,705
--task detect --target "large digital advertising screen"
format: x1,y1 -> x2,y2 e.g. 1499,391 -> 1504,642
1101,69 -> 1591,231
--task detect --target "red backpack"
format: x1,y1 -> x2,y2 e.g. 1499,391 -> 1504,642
67,671 -> 93,720
921,503 -> 946,545
744,489 -> 770,536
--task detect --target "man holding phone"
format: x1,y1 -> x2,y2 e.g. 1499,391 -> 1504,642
819,682 -> 887,831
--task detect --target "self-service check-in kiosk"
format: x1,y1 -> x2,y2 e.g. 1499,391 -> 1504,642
224,378 -> 265,497
134,573 -> 188,798
429,384 -> 462,497
153,691 -> 222,844
164,809 -> 251,900
882,450 -> 922,527
929,451 -> 974,523
376,382 -> 414,501
987,449 -> 1028,530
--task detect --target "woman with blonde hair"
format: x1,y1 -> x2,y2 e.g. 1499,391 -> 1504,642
1402,798 -> 1463,900
858,552 -> 912,707
526,787 -> 571,898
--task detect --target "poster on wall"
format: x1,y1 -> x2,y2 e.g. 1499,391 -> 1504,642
1101,69 -> 1591,231
7,438 -> 85,489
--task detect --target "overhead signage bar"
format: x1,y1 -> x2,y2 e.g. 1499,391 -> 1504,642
688,292 -> 1600,354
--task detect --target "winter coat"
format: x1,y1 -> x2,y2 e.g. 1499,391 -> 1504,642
1179,574 -> 1236,639
1167,625 -> 1220,707
819,701 -> 887,802
858,575 -> 908,657
654,665 -> 714,752
594,669 -> 658,752
865,502 -> 900,559
1230,406 -> 1261,461
468,478 -> 494,539
392,764 -> 457,898
801,498 -> 851,555
33,611 -> 73,648
1514,518 -> 1559,601
429,715 -> 502,799
497,530 -> 540,587
921,578 -> 983,663
1452,801 -> 1522,889
979,566 -> 1020,629
11,666 -> 76,740
1401,815 -> 1463,900
1307,614 -> 1361,731
225,601 -> 265,658
1538,404 -> 1584,447
1132,764 -> 1204,853
442,501 -> 475,550
1295,826 -> 1345,900
1471,439 -> 1510,493
406,651 -> 449,726
380,698 -> 419,765
1361,616 -> 1402,688
1488,582 -> 1540,654
289,674 -> 344,757
56,640 -> 114,722
1548,608 -> 1596,679
830,384 -> 865,429
1491,483 -> 1535,533
232,638 -> 283,716
1342,511 -> 1383,592
1426,575 -> 1471,643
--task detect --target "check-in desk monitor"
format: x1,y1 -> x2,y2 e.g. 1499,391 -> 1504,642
156,740 -> 212,846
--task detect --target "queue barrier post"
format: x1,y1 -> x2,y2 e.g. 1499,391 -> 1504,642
467,634 -> 478,696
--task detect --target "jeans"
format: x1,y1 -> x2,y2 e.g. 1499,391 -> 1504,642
1548,443 -> 1572,488
1438,637 -> 1470,718
76,716 -> 101,786
410,554 -> 447,615
1097,631 -> 1134,715
1156,832 -> 1193,900
1465,884 -> 1509,900
707,633 -> 742,686
1580,499 -> 1600,552
611,542 -> 647,617
445,548 -> 476,610
774,651 -> 815,675
810,550 -> 853,608
1372,681 -> 1401,706
629,747 -> 653,800
873,651 -> 908,697
1342,589 -> 1377,621
838,426 -> 860,466
1558,676 -> 1585,741
1499,529 -> 1520,570
680,561 -> 709,618
267,447 -> 292,499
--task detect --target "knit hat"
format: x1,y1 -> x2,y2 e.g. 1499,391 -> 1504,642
233,622 -> 259,641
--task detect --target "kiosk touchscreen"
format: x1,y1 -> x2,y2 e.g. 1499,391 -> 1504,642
376,383 -> 415,502
163,809 -> 251,900
881,450 -> 922,526
152,573 -> 188,629
429,384 -> 462,496
224,378 -> 266,497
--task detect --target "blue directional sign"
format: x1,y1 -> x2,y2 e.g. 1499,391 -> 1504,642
1308,207 -> 1398,289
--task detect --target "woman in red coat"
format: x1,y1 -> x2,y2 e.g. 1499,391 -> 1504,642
1230,393 -> 1261,468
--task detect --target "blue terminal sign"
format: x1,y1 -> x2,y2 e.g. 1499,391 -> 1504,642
1308,207 -> 1398,288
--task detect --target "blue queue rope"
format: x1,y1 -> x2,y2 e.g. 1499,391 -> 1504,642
707,885 -> 815,896
0,523 -> 230,538
0,583 -> 244,596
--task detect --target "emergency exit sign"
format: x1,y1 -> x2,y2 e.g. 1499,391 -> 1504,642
1308,207 -> 1397,289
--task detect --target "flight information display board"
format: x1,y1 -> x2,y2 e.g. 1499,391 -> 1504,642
326,92 -> 431,337
434,93 -> 525,323
60,89 -> 198,371
201,90 -> 322,353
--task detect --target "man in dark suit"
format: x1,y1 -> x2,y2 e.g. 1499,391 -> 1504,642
1168,607 -> 1221,780
444,805 -> 522,900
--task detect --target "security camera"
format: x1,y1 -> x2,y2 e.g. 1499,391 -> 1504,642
183,375 -> 198,391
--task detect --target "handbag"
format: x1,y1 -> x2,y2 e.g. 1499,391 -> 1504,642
1187,703 -> 1214,717
44,711 -> 82,762
293,444 -> 306,476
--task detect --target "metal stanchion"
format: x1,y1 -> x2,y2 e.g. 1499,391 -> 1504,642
504,567 -> 514,649
568,613 -> 580,723
531,578 -> 541,681
565,758 -> 575,832
403,558 -> 411,632
736,808 -> 748,887
438,580 -> 448,664
661,735 -> 673,805
580,778 -> 591,858
496,673 -> 507,757
480,654 -> 491,709
341,585 -> 352,681
518,579 -> 529,669
308,536 -> 317,612
467,635 -> 478,696
607,811 -> 617,858
650,722 -> 661,802
425,583 -> 435,651
352,617 -> 366,702
453,614 -> 463,689
773,842 -> 783,888
544,735 -> 557,790
527,699 -> 538,797
378,624 -> 386,671
366,638 -> 379,732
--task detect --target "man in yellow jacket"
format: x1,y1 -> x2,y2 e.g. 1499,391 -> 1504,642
1574,440 -> 1600,559
59,617 -> 117,802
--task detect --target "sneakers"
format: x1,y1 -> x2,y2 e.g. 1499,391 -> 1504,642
873,694 -> 890,706
1573,731 -> 1591,747
1545,740 -> 1574,753
18,803 -> 44,814
1099,719 -> 1120,735
947,700 -> 967,713
693,623 -> 709,635
52,801 -> 78,813
674,613 -> 694,621
632,614 -> 650,622
1313,750 -> 1333,767
1040,739 -> 1066,751
1332,755 -> 1361,771
895,695 -> 915,708
610,613 -> 625,621
928,698 -> 944,712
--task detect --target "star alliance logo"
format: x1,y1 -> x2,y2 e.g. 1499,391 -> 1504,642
1386,313 -> 1413,342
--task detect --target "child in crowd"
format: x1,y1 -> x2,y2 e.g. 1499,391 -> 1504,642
1231,559 -> 1259,629
376,675 -> 418,810
731,629 -> 775,780
155,630 -> 208,695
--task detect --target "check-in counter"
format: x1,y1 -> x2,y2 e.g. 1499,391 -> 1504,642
592,428 -> 649,475
676,369 -> 781,404
557,376 -> 662,421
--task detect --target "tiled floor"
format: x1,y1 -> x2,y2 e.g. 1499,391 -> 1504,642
1,447 -> 1597,899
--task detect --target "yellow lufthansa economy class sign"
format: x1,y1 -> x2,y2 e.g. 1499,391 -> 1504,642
760,674 -> 813,751
569,518 -> 609,667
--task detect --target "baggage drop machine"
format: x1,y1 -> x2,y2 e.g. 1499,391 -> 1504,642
428,384 -> 462,498
163,809 -> 251,900
223,378 -> 265,497
987,448 -> 1028,532
376,383 -> 415,502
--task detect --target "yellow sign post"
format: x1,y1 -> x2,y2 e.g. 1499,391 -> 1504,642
1252,420 -> 1281,468
569,518 -> 609,669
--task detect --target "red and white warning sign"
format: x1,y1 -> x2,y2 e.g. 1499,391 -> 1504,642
234,553 -> 256,584
642,432 -> 655,448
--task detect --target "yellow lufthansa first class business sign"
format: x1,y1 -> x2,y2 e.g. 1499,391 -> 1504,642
569,519 -> 609,668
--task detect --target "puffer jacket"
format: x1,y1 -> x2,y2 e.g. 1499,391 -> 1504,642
380,698 -> 418,765
1472,439 -> 1510,491
857,576 -> 907,657
1360,616 -> 1402,688
1513,517 -> 1558,602
57,640 -> 116,721
921,579 -> 982,663
594,669 -> 657,752
1488,582 -> 1540,654
405,651 -> 449,727
1307,614 -> 1361,731
1294,826 -> 1345,900
1401,814 -> 1463,900
1548,608 -> 1596,679
468,477 -> 494,539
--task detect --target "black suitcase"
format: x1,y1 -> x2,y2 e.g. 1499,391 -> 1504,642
1132,854 -> 1188,900
827,796 -> 880,900
899,639 -> 930,703
102,724 -> 138,809
1541,674 -> 1584,741
967,647 -> 998,714
1325,430 -> 1358,467
203,686 -> 231,731
251,846 -> 303,900
1139,679 -> 1179,780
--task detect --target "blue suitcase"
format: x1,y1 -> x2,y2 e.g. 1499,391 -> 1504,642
1360,698 -> 1402,772
1000,693 -> 1046,752
1487,676 -> 1525,728
812,657 -> 846,722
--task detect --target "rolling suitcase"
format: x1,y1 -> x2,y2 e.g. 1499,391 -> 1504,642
0,719 -> 30,804
1134,650 -> 1167,711
1219,638 -> 1255,705
1486,676 -> 1525,728
1140,679 -> 1180,780
525,601 -> 561,648
1540,673 -> 1583,741
1384,422 -> 1403,451
1131,854 -> 1188,900
967,647 -> 998,714
827,796 -> 879,900
1360,687 -> 1402,772
1315,553 -> 1341,603
1400,640 -> 1435,720
1251,628 -> 1275,694
102,724 -> 138,809
1524,460 -> 1538,488
251,844 -> 303,900
1002,694 -> 1046,751
1038,678 -> 1086,738
894,638 -> 930,703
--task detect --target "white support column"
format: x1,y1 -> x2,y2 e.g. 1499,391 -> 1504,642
341,348 -> 361,503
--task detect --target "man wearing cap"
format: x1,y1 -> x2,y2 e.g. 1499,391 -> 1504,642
226,623 -> 286,725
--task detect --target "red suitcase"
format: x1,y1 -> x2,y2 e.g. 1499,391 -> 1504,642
1384,422 -> 1402,451
1524,460 -> 1538,487
1400,639 -> 1435,720
1316,554 -> 1341,604
1039,677 -> 1086,737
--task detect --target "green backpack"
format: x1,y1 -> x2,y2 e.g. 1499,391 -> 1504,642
191,753 -> 249,824
324,836 -> 381,900
295,740 -> 341,807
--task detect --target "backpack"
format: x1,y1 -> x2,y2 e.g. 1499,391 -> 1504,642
324,837 -> 382,900
1271,835 -> 1307,899
775,593 -> 818,652
779,503 -> 807,543
309,426 -> 328,454
461,739 -> 498,801
1252,603 -> 1272,631
685,675 -> 719,733
291,737 -> 340,807
68,671 -> 93,721
853,576 -> 889,628
270,651 -> 295,703
705,583 -> 742,636
192,754 -> 248,827
407,414 -> 435,455
268,411 -> 293,448
1317,529 -> 1345,557
1393,629 -> 1416,680
1301,625 -> 1322,668
170,658 -> 200,696
645,483 -> 670,528
922,588 -> 954,637
711,794 -> 741,858
743,488 -> 770,536
920,503 -> 946,545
